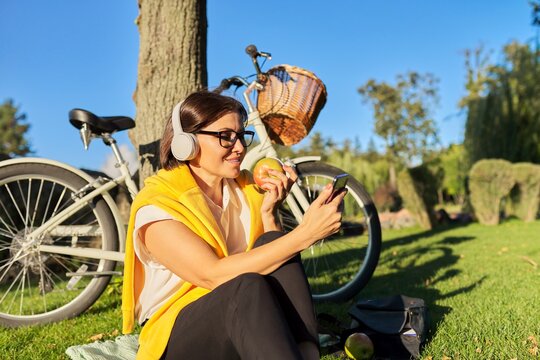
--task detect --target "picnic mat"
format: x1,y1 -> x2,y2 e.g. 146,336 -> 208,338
66,333 -> 334,359
65,335 -> 138,360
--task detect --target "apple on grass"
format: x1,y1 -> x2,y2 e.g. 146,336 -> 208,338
252,157 -> 285,189
344,332 -> 374,360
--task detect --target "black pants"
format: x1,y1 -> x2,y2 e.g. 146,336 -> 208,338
160,231 -> 319,360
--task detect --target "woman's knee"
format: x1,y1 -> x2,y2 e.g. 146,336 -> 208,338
219,273 -> 278,309
228,272 -> 267,291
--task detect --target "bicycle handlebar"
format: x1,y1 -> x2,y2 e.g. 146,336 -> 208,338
245,44 -> 258,58
213,76 -> 250,94
213,44 -> 271,94
245,44 -> 271,81
245,44 -> 272,60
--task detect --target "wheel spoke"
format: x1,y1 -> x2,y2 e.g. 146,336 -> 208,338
23,179 -> 32,235
0,247 -> 30,283
1,266 -> 25,314
0,191 -> 18,231
38,259 -> 48,312
25,268 -> 34,315
30,179 -> 45,229
41,182 -> 57,226
0,227 -> 15,239
19,266 -> 27,315
4,183 -> 26,228
50,187 -> 68,220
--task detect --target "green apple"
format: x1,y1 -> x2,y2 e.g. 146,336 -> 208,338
252,157 -> 284,188
344,332 -> 374,360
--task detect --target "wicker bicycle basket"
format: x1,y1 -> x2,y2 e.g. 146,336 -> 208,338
257,64 -> 327,146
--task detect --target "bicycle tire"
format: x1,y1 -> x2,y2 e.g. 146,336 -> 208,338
278,161 -> 382,303
0,162 -> 118,327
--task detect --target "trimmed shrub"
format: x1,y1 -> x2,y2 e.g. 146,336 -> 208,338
511,163 -> 540,222
397,165 -> 439,229
469,159 -> 515,225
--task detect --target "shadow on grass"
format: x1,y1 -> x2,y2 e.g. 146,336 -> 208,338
316,223 -> 484,351
380,222 -> 473,252
352,226 -> 485,344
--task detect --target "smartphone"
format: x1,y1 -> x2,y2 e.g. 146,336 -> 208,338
326,173 -> 349,204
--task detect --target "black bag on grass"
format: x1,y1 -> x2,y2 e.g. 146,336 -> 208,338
343,295 -> 429,359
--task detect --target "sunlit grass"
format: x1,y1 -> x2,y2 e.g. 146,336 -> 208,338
1,220 -> 539,359
0,278 -> 92,315
0,278 -> 126,359
321,219 -> 540,359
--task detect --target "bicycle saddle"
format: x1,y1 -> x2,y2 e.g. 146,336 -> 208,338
69,108 -> 135,135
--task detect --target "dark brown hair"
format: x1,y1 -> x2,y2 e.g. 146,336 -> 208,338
160,91 -> 248,170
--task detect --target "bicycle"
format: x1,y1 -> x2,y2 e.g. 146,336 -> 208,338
0,45 -> 381,327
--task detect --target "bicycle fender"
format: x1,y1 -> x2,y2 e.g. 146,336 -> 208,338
0,157 -> 126,252
288,156 -> 321,165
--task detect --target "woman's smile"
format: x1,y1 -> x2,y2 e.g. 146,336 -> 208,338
225,154 -> 243,166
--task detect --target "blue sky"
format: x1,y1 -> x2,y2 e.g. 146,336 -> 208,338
0,1 -> 534,173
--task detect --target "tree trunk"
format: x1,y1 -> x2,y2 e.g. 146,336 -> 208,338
130,0 -> 207,186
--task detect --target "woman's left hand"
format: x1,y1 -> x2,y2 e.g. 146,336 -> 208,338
259,164 -> 298,215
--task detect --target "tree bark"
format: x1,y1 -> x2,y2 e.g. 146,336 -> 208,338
130,0 -> 207,185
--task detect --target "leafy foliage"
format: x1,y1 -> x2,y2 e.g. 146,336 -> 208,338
0,99 -> 31,157
461,42 -> 540,165
358,72 -> 440,166
469,159 -> 515,225
397,165 -> 439,229
510,163 -> 540,222
439,144 -> 467,203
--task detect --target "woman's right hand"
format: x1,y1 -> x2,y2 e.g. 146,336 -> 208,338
297,183 -> 347,247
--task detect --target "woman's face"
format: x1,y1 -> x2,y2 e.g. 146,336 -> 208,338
192,112 -> 247,180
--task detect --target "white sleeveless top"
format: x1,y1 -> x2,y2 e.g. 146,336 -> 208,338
132,178 -> 251,323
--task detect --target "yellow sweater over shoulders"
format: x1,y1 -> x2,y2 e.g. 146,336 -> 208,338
121,164 -> 264,360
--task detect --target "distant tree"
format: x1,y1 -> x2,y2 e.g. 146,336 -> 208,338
461,42 -> 540,165
358,72 -> 440,189
130,0 -> 207,184
0,99 -> 31,158
363,138 -> 380,163
458,44 -> 493,109
289,131 -> 335,159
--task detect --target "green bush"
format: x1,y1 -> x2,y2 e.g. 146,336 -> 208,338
511,163 -> 540,222
397,165 -> 439,229
469,159 -> 515,225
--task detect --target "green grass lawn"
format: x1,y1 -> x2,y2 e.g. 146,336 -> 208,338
321,219 -> 540,359
1,219 -> 539,359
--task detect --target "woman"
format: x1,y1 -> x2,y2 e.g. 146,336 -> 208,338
122,91 -> 346,360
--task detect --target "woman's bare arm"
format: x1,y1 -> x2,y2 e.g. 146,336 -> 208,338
144,183 -> 345,290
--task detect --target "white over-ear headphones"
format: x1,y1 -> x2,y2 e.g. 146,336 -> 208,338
170,101 -> 200,161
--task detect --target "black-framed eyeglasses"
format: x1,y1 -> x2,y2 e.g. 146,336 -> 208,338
195,130 -> 255,148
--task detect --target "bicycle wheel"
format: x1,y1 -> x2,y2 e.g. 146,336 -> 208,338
0,162 -> 118,327
279,161 -> 382,303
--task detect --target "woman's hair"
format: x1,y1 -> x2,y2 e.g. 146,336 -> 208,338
160,91 -> 248,170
